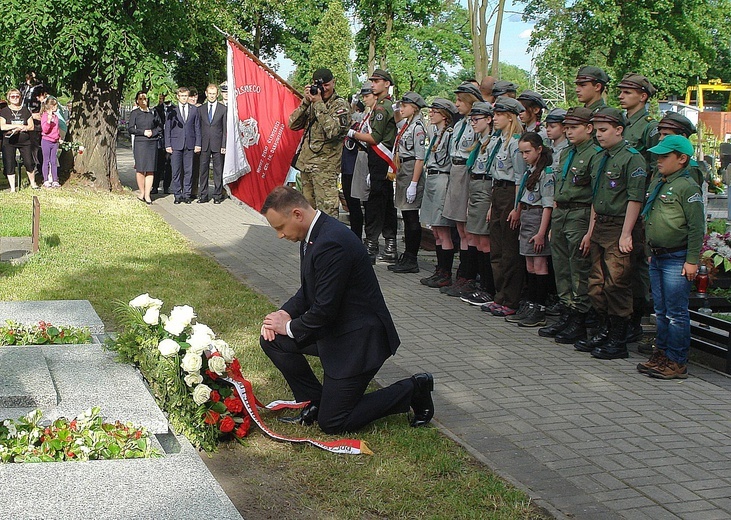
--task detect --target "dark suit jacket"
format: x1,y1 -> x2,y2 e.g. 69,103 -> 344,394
198,102 -> 227,152
281,213 -> 400,379
165,103 -> 201,151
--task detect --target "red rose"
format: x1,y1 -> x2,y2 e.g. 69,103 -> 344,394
204,410 -> 220,425
219,416 -> 235,433
234,416 -> 252,438
229,359 -> 241,374
223,396 -> 243,414
210,390 -> 221,402
205,369 -> 219,380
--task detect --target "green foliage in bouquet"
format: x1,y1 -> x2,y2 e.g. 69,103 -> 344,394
0,320 -> 92,346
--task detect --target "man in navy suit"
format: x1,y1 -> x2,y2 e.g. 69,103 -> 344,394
165,86 -> 201,204
197,84 -> 227,204
260,186 -> 434,434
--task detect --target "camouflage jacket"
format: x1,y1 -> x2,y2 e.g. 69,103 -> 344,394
289,94 -> 350,170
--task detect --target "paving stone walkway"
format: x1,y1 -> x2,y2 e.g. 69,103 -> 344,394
118,148 -> 731,520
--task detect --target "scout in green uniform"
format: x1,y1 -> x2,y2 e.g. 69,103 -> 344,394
350,69 -> 397,264
581,107 -> 647,360
538,107 -> 601,343
657,112 -> 705,188
574,66 -> 609,112
637,136 -> 704,379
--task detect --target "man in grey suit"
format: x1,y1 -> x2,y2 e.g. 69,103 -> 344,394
197,84 -> 227,204
165,86 -> 201,204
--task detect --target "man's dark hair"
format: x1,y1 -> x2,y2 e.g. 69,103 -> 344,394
261,186 -> 311,215
189,87 -> 198,97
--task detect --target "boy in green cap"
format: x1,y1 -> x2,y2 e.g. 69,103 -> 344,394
637,135 -> 704,379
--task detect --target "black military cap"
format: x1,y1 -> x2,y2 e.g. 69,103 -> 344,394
492,80 -> 519,96
492,96 -> 525,115
658,112 -> 696,136
359,81 -> 375,96
219,81 -> 228,92
517,90 -> 547,109
454,82 -> 484,101
312,68 -> 334,83
428,97 -> 458,116
617,73 -> 657,97
469,101 -> 494,117
368,69 -> 394,84
575,66 -> 610,85
563,107 -> 594,125
545,108 -> 567,123
591,106 -> 627,127
400,91 -> 427,109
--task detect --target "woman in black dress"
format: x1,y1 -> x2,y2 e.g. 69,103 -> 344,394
128,91 -> 162,204
0,88 -> 38,191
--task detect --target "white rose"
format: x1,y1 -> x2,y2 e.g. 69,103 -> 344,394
188,332 -> 212,354
191,323 -> 215,340
212,340 -> 236,363
164,319 -> 186,336
169,305 -> 196,327
180,351 -> 203,373
208,355 -> 227,376
148,298 -> 164,310
192,384 -> 212,405
184,372 -> 203,387
129,293 -> 152,308
157,338 -> 180,357
143,307 -> 160,325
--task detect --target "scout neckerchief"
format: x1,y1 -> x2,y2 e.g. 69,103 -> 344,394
467,132 -> 501,173
424,125 -> 446,164
641,169 -> 690,218
515,166 -> 533,208
561,147 -> 577,180
592,151 -> 610,199
392,117 -> 411,171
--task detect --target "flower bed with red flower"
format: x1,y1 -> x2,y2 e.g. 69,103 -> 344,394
0,320 -> 92,346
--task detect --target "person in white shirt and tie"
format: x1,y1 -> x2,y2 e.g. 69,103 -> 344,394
164,86 -> 201,204
197,84 -> 228,204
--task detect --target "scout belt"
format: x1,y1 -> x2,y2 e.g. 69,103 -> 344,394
470,173 -> 490,180
649,245 -> 687,256
493,180 -> 515,188
452,157 -> 468,165
595,214 -> 624,224
520,203 -> 542,211
427,169 -> 449,175
555,201 -> 591,209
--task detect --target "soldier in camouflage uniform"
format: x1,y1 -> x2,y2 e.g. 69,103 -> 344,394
289,68 -> 351,218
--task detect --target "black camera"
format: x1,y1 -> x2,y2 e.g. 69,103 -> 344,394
309,79 -> 324,96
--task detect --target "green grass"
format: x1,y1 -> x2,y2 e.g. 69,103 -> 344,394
0,188 -> 548,519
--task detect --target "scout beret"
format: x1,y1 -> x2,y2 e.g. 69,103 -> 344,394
591,106 -> 627,126
359,81 -> 375,96
428,97 -> 458,116
219,81 -> 228,92
369,69 -> 393,84
617,73 -> 656,97
400,91 -> 427,109
454,82 -> 484,102
658,112 -> 696,136
469,101 -> 494,117
492,96 -> 525,115
492,80 -> 519,96
648,134 -> 694,157
312,68 -> 334,83
575,66 -> 610,85
563,107 -> 594,125
545,108 -> 567,123
517,90 -> 547,109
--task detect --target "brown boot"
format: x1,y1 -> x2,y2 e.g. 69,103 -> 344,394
637,348 -> 667,375
647,358 -> 688,380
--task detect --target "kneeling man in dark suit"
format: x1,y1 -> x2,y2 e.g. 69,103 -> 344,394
260,186 -> 434,434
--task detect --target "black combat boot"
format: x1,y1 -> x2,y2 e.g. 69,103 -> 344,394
591,315 -> 629,359
377,238 -> 398,264
625,298 -> 645,343
366,239 -> 379,265
555,312 -> 587,344
538,308 -> 571,338
574,314 -> 608,352
391,252 -> 419,273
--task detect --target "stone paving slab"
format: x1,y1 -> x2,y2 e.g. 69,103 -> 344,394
0,346 -> 57,407
0,300 -> 105,333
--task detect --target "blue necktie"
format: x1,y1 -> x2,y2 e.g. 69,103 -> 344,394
208,103 -> 213,123
641,178 -> 666,218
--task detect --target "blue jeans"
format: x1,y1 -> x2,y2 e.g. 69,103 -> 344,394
649,251 -> 692,364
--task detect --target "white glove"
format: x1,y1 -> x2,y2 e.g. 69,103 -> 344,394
406,181 -> 418,203
366,174 -> 371,188
347,129 -> 356,138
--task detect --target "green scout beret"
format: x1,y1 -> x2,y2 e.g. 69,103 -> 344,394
658,112 -> 696,137
400,91 -> 427,109
428,97 -> 458,116
312,68 -> 334,83
493,96 -> 525,115
575,66 -> 610,85
563,107 -> 594,125
469,101 -> 494,117
454,82 -> 484,102
517,90 -> 547,110
648,134 -> 694,156
545,108 -> 567,123
492,80 -> 519,96
369,69 -> 394,84
591,107 -> 627,126
617,73 -> 657,97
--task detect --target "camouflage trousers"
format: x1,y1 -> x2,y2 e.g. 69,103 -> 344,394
300,166 -> 340,218
588,217 -> 637,318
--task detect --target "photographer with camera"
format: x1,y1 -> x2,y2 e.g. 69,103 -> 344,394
289,68 -> 351,218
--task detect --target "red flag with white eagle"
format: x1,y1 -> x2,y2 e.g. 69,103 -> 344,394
223,40 -> 303,211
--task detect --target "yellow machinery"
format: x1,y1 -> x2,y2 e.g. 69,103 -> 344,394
685,79 -> 731,111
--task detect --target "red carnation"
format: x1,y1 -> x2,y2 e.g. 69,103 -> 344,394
204,410 -> 220,425
219,416 -> 235,433
223,395 -> 243,414
235,416 -> 252,438
210,390 -> 221,402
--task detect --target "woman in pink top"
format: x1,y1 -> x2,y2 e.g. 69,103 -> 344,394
40,98 -> 61,187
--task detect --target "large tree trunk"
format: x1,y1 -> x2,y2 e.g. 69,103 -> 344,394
368,25 -> 377,75
67,75 -> 123,191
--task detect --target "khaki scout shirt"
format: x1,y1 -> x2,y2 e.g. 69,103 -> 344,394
554,139 -> 600,205
644,168 -> 704,264
369,94 -> 396,149
624,108 -> 659,177
591,140 -> 647,216
289,94 -> 350,170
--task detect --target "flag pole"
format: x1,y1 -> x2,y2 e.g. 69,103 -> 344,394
213,25 -> 303,99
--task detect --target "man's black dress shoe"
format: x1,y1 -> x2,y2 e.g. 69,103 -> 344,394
173,199 -> 182,205
183,198 -> 192,204
197,198 -> 209,204
213,199 -> 222,205
410,373 -> 434,427
278,403 -> 319,426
